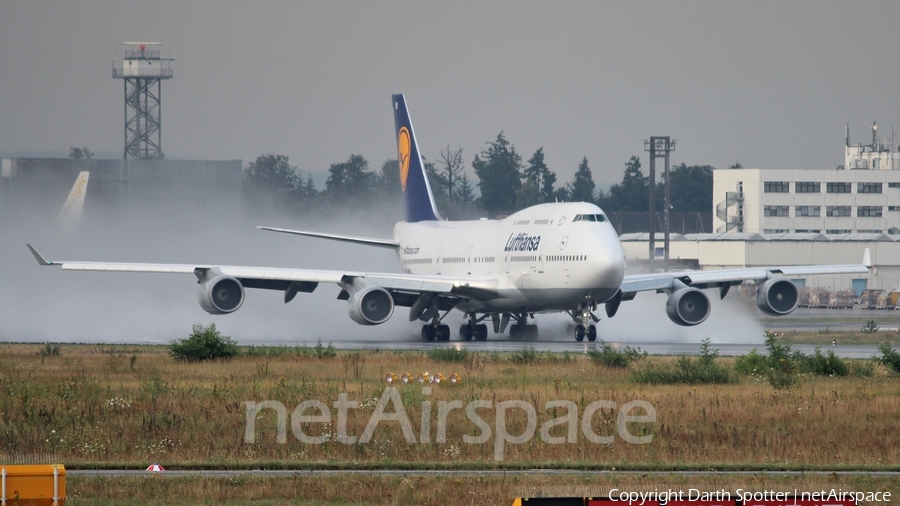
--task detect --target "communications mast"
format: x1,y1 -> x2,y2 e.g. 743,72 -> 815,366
112,42 -> 173,159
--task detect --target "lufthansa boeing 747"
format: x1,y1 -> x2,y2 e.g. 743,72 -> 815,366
27,95 -> 870,342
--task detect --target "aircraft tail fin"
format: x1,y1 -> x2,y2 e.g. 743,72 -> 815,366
392,94 -> 441,222
56,171 -> 89,226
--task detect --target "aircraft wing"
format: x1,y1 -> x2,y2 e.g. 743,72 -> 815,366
26,244 -> 499,305
620,258 -> 870,296
256,226 -> 400,249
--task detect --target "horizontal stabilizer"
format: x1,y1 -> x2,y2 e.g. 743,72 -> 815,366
256,226 -> 400,249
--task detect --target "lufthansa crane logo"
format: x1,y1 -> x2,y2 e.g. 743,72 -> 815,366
398,127 -> 411,191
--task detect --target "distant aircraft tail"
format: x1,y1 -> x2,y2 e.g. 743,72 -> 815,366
56,171 -> 89,226
392,94 -> 441,222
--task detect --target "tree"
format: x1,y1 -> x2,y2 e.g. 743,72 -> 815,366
729,162 -> 744,169
666,163 -> 713,213
567,157 -> 596,203
244,154 -> 301,194
69,146 -> 93,159
471,132 -> 522,215
519,148 -> 556,207
325,154 -> 376,205
378,158 -> 401,199
605,156 -> 648,211
454,173 -> 476,206
438,146 -> 465,203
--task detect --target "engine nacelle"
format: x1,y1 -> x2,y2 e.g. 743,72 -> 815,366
198,275 -> 245,315
665,287 -> 711,326
755,278 -> 799,316
347,286 -> 394,325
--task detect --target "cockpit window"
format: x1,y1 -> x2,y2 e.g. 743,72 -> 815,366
572,214 -> 607,223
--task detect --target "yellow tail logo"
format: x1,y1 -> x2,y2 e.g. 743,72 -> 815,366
398,127 -> 411,191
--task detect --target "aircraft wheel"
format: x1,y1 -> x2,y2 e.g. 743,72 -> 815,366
574,324 -> 585,342
460,324 -> 473,341
422,325 -> 436,342
475,324 -> 488,341
525,325 -> 539,340
509,325 -> 525,340
587,324 -> 597,342
438,325 -> 451,342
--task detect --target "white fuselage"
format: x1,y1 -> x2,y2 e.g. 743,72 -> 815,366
393,202 -> 625,313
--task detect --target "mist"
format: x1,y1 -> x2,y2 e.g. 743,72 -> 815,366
1,180 -> 769,346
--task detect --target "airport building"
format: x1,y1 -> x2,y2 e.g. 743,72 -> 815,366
713,123 -> 900,235
627,123 -> 900,297
0,157 -> 242,222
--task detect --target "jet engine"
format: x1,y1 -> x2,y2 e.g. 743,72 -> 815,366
665,287 -> 711,326
755,278 -> 799,316
347,286 -> 394,325
198,275 -> 245,315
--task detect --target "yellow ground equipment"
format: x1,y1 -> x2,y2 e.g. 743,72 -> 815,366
1,464 -> 65,506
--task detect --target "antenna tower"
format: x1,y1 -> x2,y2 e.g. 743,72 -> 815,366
112,42 -> 173,159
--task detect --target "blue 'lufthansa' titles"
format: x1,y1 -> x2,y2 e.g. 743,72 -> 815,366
504,233 -> 541,252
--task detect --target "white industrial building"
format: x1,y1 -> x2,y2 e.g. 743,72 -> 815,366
714,123 -> 900,235
625,123 -> 900,295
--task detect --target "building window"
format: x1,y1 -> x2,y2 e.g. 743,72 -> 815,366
858,229 -> 883,234
795,205 -> 821,217
763,181 -> 789,193
889,206 -> 900,211
826,229 -> 851,234
826,182 -> 852,193
889,182 -> 900,188
794,229 -> 821,233
858,182 -> 883,194
764,229 -> 789,234
826,206 -> 852,217
795,182 -> 820,193
764,205 -> 790,217
857,206 -> 883,217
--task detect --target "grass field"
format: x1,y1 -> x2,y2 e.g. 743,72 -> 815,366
2,339 -> 899,503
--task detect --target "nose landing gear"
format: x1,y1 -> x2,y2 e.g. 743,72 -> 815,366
570,304 -> 599,342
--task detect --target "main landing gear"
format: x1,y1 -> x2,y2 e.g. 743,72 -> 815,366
507,313 -> 538,340
570,304 -> 598,342
459,313 -> 489,341
422,320 -> 451,342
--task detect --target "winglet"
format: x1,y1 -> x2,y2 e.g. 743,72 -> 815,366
27,244 -> 53,266
863,247 -> 872,268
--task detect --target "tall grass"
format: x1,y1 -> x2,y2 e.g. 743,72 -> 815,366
1,343 -> 898,467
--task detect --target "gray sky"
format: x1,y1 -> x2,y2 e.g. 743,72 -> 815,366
2,1 -> 898,185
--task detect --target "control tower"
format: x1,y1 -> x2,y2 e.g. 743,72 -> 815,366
112,42 -> 173,159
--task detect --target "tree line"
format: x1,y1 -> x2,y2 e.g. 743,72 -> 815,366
243,132 -> 714,220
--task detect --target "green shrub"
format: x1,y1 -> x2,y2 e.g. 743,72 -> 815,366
427,347 -> 470,363
312,339 -> 337,359
734,348 -> 767,375
862,320 -> 878,334
587,341 -> 646,368
631,339 -> 735,385
877,342 -> 900,373
38,342 -> 61,357
799,348 -> 848,377
850,360 -> 876,378
510,347 -> 539,365
169,323 -> 238,362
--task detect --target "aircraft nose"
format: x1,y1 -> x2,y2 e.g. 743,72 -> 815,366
592,240 -> 626,288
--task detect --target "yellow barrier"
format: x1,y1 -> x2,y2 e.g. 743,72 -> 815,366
1,464 -> 65,506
